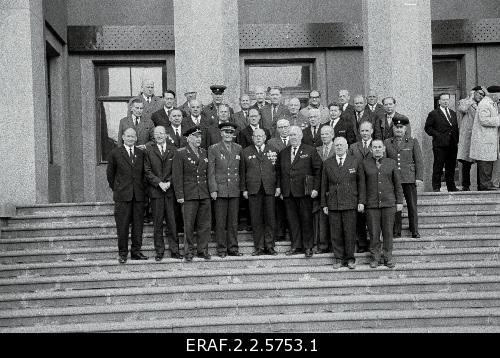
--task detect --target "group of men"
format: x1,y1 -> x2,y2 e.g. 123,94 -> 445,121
107,79 -> 436,269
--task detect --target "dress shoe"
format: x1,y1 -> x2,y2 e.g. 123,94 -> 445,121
411,232 -> 421,239
118,256 -> 127,264
447,187 -> 459,192
369,260 -> 379,269
228,251 -> 243,257
285,249 -> 302,256
462,186 -> 470,191
198,253 -> 211,260
251,249 -> 264,256
245,225 -> 252,232
347,260 -> 356,270
385,260 -> 395,268
332,260 -> 343,269
304,249 -> 313,258
314,248 -> 329,254
432,189 -> 440,192
184,255 -> 193,262
393,233 -> 401,238
274,236 -> 286,242
131,252 -> 148,260
154,254 -> 164,262
218,252 -> 227,258
171,253 -> 184,259
357,247 -> 368,253
143,216 -> 152,224
265,248 -> 278,256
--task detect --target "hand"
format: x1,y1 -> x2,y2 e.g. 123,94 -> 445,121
159,182 -> 169,192
358,204 -> 364,213
275,188 -> 281,197
311,190 -> 318,199
323,207 -> 328,215
243,191 -> 248,200
210,192 -> 217,200
396,204 -> 403,212
136,144 -> 146,150
177,198 -> 184,204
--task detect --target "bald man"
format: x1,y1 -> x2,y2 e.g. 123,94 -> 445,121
287,97 -> 308,130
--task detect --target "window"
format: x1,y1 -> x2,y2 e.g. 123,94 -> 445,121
95,63 -> 166,162
245,61 -> 313,107
432,57 -> 463,111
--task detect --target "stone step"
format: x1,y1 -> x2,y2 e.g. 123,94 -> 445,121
0,243 -> 498,265
1,291 -> 498,328
1,307 -> 498,332
0,232 -> 498,252
343,326 -> 500,333
1,275 -> 499,310
3,220 -> 500,238
1,260 -> 499,294
412,211 -> 500,224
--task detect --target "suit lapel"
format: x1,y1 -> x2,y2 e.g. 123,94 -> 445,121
121,146 -> 134,166
291,144 -> 302,167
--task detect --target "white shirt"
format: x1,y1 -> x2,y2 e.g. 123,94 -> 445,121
336,153 -> 347,166
132,115 -> 140,125
125,145 -> 134,155
322,143 -> 332,157
362,138 -> 372,149
143,94 -> 152,103
329,118 -> 340,128
255,144 -> 265,153
440,106 -> 452,124
281,136 -> 289,146
157,143 -> 166,153
250,124 -> 259,132
164,106 -> 173,115
171,125 -> 181,136
342,103 -> 348,111
191,115 -> 201,125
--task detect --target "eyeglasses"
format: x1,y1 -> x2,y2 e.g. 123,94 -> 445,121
310,96 -> 320,99
221,130 -> 235,134
477,91 -> 486,96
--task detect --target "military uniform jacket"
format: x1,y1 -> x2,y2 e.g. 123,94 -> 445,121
348,141 -> 373,162
384,136 -> 424,183
202,102 -> 235,126
321,155 -> 365,211
374,112 -> 412,141
106,146 -> 145,202
172,145 -> 210,201
144,142 -> 176,198
208,141 -> 242,198
276,144 -> 322,198
361,157 -> 403,209
240,144 -> 278,195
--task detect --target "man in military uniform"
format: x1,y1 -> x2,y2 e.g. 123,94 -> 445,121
179,88 -> 198,118
205,104 -> 232,148
172,126 -> 212,261
208,122 -> 243,258
202,85 -> 235,126
241,128 -> 280,256
385,117 -> 424,239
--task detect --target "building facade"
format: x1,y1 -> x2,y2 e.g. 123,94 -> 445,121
1,0 -> 500,210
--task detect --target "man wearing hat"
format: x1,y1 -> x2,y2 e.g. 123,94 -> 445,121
384,116 -> 424,238
457,86 -> 486,190
208,122 -> 243,258
202,85 -> 235,126
424,93 -> 460,192
469,85 -> 500,191
172,126 -> 212,261
205,104 -> 234,148
179,89 -> 198,118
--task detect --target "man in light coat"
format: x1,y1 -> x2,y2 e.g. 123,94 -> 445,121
469,85 -> 500,191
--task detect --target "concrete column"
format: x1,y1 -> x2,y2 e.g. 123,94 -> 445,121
362,0 -> 434,191
0,0 -> 48,208
173,0 -> 240,108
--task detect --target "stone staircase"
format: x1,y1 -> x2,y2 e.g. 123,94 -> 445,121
0,191 -> 499,332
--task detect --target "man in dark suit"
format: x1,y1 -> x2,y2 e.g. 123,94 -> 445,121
361,139 -> 404,269
234,94 -> 252,130
341,95 -> 373,142
325,102 -> 357,146
106,127 -> 148,264
151,89 -> 177,128
276,126 -> 322,258
338,89 -> 356,116
208,122 -> 243,258
287,97 -> 308,130
129,79 -> 163,123
241,128 -> 280,256
321,136 -> 365,269
165,109 -> 188,148
373,97 -> 412,141
299,90 -> 330,124
424,93 -> 460,192
178,88 -> 198,118
348,121 -> 374,253
251,85 -> 270,111
186,99 -> 210,128
144,126 -> 181,261
302,108 -> 323,147
172,126 -> 212,261
365,91 -> 385,117
202,85 -> 235,126
238,108 -> 271,149
260,87 -> 290,136
385,117 -> 424,239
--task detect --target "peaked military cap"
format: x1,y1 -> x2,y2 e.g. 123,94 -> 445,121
210,85 -> 227,95
392,117 -> 409,126
183,125 -> 202,137
487,85 -> 500,93
472,86 -> 483,91
218,122 -> 238,131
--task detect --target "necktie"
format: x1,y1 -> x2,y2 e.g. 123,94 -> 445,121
312,127 -> 316,137
282,138 -> 287,146
363,141 -> 367,150
338,157 -> 343,167
129,147 -> 134,164
356,112 -> 361,123
147,97 -> 151,103
244,110 -> 248,118
175,128 -> 180,140
273,105 -> 278,120
323,146 -> 328,159
160,145 -> 164,156
376,158 -> 381,169
445,108 -> 452,125
291,147 -> 297,162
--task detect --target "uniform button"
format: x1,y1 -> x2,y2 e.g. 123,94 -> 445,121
228,179 -> 231,182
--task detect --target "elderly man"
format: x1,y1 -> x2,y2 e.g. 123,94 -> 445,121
206,104 -> 232,148
117,98 -> 154,149
151,89 -> 177,128
238,108 -> 271,149
186,99 -> 210,128
385,117 -> 424,239
342,95 -> 372,141
314,125 -> 336,254
251,85 -> 270,110
208,122 -> 243,258
302,108 -> 323,147
179,88 -> 198,118
234,94 -> 252,130
299,90 -> 330,124
172,126 -> 212,261
276,126 -> 322,258
144,126 -> 180,261
374,97 -> 412,141
362,140 -> 403,269
348,121 -> 374,252
326,102 -> 357,146
203,85 -> 235,126
287,97 -> 308,130
338,89 -> 355,116
457,86 -> 486,191
365,91 -> 385,117
106,127 -> 148,264
321,136 -> 365,269
261,87 -> 290,136
470,85 -> 500,191
165,109 -> 188,148
241,128 -> 280,255
131,79 -> 163,122
424,93 -> 459,192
